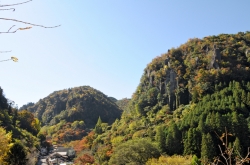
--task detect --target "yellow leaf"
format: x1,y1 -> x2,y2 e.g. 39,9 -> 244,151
19,27 -> 32,30
11,56 -> 18,62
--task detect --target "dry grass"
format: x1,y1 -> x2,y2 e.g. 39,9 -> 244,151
146,155 -> 192,165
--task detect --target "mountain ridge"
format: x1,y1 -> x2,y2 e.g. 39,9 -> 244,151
25,86 -> 122,127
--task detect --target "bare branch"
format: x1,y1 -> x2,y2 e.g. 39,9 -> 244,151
0,28 -> 19,34
218,145 -> 228,165
239,147 -> 250,164
0,25 -> 33,34
8,25 -> 16,32
0,0 -> 32,7
0,59 -> 11,62
0,57 -> 18,62
0,8 -> 15,11
0,51 -> 11,53
0,18 -> 61,29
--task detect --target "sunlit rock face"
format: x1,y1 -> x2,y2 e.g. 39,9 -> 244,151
209,45 -> 221,69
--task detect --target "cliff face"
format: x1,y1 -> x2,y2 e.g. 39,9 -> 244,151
208,45 -> 221,69
129,32 -> 250,115
25,86 -> 122,127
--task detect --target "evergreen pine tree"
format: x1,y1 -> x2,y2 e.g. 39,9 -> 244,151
234,137 -> 242,156
241,90 -> 247,103
155,125 -> 166,152
166,122 -> 182,155
201,133 -> 215,163
215,112 -> 223,133
184,128 -> 200,156
94,116 -> 103,134
198,117 -> 205,132
247,92 -> 250,106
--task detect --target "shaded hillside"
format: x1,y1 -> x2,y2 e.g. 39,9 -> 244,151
26,86 -> 122,128
19,102 -> 34,111
72,32 -> 250,164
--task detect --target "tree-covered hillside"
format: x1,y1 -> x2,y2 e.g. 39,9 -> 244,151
22,86 -> 122,144
26,86 -> 122,127
73,32 -> 250,165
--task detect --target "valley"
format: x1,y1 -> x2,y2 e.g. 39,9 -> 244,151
1,31 -> 250,164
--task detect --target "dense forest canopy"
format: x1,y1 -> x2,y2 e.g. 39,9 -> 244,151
21,86 -> 122,144
25,86 -> 122,127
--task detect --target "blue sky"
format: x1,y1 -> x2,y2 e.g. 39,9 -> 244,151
0,0 -> 250,107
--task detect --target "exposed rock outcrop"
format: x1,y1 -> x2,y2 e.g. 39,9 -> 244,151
164,66 -> 178,110
146,68 -> 151,78
209,45 -> 221,69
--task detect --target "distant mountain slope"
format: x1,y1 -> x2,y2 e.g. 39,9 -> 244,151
26,86 -> 122,128
19,102 -> 34,111
115,98 -> 130,111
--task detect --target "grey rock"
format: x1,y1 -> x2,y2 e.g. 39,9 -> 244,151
165,68 -> 177,94
208,46 -> 221,69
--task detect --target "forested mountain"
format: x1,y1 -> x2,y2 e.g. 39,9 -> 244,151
26,86 -> 122,127
22,86 -> 122,144
19,102 -> 35,111
72,32 -> 250,164
3,32 -> 250,164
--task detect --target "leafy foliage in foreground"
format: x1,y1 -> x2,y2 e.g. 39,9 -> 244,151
0,87 -> 40,164
5,141 -> 27,165
0,127 -> 12,164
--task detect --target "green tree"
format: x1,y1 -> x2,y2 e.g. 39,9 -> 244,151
215,112 -> 223,133
198,114 -> 206,132
234,137 -> 242,156
166,122 -> 182,155
18,110 -> 39,135
201,133 -> 215,163
184,128 -> 200,156
191,155 -> 200,165
109,139 -> 160,165
241,90 -> 247,103
94,116 -> 103,134
5,141 -> 27,165
155,126 -> 166,152
247,92 -> 250,106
